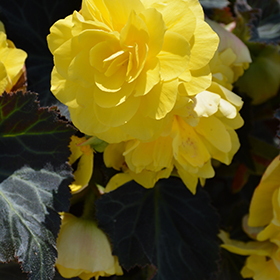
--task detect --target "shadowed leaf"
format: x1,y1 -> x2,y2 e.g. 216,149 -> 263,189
96,177 -> 220,280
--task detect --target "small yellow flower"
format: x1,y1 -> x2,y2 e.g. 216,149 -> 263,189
219,156 -> 280,279
68,135 -> 94,193
47,0 -> 219,143
56,213 -> 123,280
0,21 -> 27,94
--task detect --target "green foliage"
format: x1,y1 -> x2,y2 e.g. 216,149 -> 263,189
0,92 -> 75,182
0,92 -> 75,279
0,166 -> 72,280
96,177 -> 220,280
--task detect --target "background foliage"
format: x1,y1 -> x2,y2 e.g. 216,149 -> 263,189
0,0 -> 280,279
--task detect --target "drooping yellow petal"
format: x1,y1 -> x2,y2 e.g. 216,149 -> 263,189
249,156 -> 280,227
105,173 -> 133,192
195,116 -> 232,153
56,213 -> 123,279
218,230 -> 274,257
104,142 -> 126,170
175,163 -> 198,194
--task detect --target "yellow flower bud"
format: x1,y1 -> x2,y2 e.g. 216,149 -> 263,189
56,213 -> 123,280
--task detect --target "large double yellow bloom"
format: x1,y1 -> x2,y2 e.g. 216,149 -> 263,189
47,0 -> 219,143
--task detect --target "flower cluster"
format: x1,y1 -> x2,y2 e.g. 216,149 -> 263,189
0,21 -> 27,94
219,155 -> 280,280
48,0 -> 250,194
103,19 -> 250,194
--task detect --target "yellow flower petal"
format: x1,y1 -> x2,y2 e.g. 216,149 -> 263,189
139,8 -> 167,58
175,163 -> 198,194
94,94 -> 140,127
188,19 -> 219,70
172,117 -> 211,168
195,116 -> 232,153
158,31 -> 190,81
104,0 -> 145,32
179,65 -> 212,96
241,255 -> 280,280
142,79 -> 178,120
105,173 -> 132,192
193,90 -> 220,117
56,213 -> 123,279
0,61 -> 7,94
134,57 -> 160,97
249,156 -> 280,227
47,15 -> 74,54
218,230 -> 274,256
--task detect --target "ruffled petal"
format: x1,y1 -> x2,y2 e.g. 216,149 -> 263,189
158,31 -> 190,81
141,79 -> 178,119
195,116 -> 232,153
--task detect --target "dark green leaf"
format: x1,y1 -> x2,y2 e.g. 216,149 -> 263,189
0,262 -> 28,280
96,177 -> 220,280
200,0 -> 229,9
215,249 -> 251,280
0,0 -> 81,106
0,91 -> 75,182
234,0 -> 280,44
0,166 -> 72,280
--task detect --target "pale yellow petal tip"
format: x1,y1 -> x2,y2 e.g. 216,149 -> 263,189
0,21 -> 5,33
68,135 -> 94,194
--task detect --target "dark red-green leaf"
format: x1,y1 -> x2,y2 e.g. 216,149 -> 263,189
96,177 -> 220,280
0,166 -> 72,280
0,92 -> 75,182
234,0 -> 280,44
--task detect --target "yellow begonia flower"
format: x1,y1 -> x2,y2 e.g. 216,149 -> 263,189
68,135 -> 94,193
0,21 -> 27,94
47,0 -> 219,143
104,30 -> 247,194
207,19 -> 252,90
104,80 -> 244,194
219,156 -> 280,279
56,213 -> 123,280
